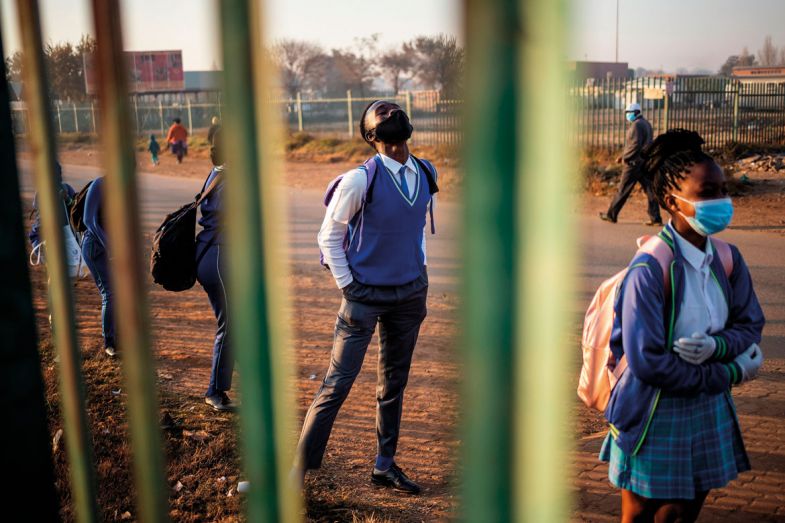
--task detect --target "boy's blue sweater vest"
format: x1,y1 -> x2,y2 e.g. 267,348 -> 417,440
347,160 -> 430,286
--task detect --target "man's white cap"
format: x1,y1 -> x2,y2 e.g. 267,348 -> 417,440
625,102 -> 641,113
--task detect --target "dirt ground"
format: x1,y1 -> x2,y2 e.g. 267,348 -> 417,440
28,147 -> 785,521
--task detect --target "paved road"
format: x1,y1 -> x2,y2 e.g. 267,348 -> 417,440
20,162 -> 783,355
19,162 -> 785,521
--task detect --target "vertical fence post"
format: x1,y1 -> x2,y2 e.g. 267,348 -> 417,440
14,1 -> 100,521
296,91 -> 303,132
89,2 -> 168,522
186,97 -> 193,135
90,101 -> 96,132
462,0 -> 519,519
663,86 -> 669,132
56,102 -> 62,133
73,102 -> 80,133
0,14 -> 61,522
516,0 -> 573,520
218,0 -> 298,521
346,89 -> 353,138
158,99 -> 164,135
732,81 -> 740,143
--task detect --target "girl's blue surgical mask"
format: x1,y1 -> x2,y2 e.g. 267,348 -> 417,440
625,112 -> 637,122
673,194 -> 734,236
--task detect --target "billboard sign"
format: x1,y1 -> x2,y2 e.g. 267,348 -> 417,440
84,50 -> 184,94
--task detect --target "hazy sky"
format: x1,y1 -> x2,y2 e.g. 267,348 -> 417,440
570,0 -> 785,72
1,0 -> 784,73
0,0 -> 462,71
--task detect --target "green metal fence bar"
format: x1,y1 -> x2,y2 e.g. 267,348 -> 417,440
218,0 -> 298,521
516,0 -> 574,520
89,1 -> 169,521
0,16 -> 60,521
462,0 -> 519,519
14,1 -> 100,521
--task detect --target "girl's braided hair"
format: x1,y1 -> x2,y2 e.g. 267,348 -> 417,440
641,129 -> 712,208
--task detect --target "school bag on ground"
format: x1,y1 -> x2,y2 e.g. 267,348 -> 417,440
320,155 -> 439,267
577,231 -> 734,412
150,172 -> 222,292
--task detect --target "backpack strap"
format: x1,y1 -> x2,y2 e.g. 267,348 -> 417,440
354,156 -> 379,251
195,170 -> 223,206
711,238 -> 734,278
636,232 -> 674,291
412,156 -> 439,235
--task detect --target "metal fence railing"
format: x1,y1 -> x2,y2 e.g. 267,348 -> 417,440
10,90 -> 463,146
571,77 -> 785,150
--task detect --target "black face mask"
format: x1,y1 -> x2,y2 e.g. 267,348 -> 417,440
373,111 -> 413,144
210,146 -> 223,167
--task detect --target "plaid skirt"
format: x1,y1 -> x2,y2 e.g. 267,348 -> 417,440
600,391 -> 750,499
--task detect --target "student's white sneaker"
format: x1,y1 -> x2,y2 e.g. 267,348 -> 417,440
237,481 -> 250,494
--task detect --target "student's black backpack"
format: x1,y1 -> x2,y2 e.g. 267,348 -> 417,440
150,172 -> 222,292
69,180 -> 94,232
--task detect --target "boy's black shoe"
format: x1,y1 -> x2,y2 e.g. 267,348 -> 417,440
644,219 -> 663,227
371,463 -> 421,495
205,392 -> 237,412
599,212 -> 617,223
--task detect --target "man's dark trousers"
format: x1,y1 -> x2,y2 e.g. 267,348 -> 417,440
606,163 -> 661,223
296,273 -> 428,470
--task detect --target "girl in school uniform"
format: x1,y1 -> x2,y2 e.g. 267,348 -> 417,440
601,129 -> 765,522
81,176 -> 116,356
195,129 -> 235,412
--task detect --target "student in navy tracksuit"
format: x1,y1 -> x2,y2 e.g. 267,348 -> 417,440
81,176 -> 116,356
196,129 -> 235,412
295,100 -> 436,494
601,130 -> 765,522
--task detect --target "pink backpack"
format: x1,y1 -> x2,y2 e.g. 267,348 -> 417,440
577,233 -> 733,412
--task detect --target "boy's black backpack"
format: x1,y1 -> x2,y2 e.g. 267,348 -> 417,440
69,180 -> 94,232
150,172 -> 222,292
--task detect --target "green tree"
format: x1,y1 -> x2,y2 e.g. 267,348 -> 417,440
410,34 -> 464,98
378,43 -> 415,94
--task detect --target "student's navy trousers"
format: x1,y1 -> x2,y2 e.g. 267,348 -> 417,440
196,242 -> 233,397
81,232 -> 116,349
296,272 -> 428,470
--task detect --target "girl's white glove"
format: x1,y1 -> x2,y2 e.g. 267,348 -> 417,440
673,331 -> 716,365
733,343 -> 764,383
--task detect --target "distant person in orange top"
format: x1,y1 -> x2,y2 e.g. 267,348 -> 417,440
166,117 -> 189,163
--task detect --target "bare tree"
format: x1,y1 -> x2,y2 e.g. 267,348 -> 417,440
410,34 -> 464,98
269,39 -> 327,98
758,35 -> 779,66
779,47 -> 785,66
378,43 -> 415,94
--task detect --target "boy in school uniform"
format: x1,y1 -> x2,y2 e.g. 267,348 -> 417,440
295,100 -> 438,494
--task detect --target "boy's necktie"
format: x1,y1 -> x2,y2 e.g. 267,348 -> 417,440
398,165 -> 410,199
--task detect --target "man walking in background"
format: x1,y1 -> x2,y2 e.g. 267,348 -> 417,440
600,102 -> 662,226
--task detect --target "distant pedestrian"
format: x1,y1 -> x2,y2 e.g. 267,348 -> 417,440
600,129 -> 764,522
207,116 -> 220,145
166,117 -> 188,163
600,102 -> 662,226
80,176 -> 116,357
148,134 -> 161,166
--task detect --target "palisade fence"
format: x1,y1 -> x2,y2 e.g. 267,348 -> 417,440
571,77 -> 785,150
9,89 -> 463,145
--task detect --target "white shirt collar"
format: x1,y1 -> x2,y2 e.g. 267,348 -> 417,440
379,153 -> 416,175
671,222 -> 713,271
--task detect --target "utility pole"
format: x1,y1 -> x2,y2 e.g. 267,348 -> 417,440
615,0 -> 620,62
